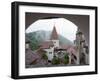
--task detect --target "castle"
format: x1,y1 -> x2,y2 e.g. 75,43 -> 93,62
26,26 -> 89,65
39,26 -> 62,61
39,26 -> 89,64
39,26 -> 75,64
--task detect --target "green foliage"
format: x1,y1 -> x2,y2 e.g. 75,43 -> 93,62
63,53 -> 69,64
26,30 -> 74,51
42,53 -> 48,60
26,33 -> 39,51
52,56 -> 60,65
30,39 -> 38,51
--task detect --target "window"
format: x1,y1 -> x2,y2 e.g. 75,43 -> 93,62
49,52 -> 52,54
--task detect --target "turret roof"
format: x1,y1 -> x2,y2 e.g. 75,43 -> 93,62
50,26 -> 58,40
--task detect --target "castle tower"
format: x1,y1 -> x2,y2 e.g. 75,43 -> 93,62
74,28 -> 81,64
75,28 -> 88,64
50,26 -> 59,48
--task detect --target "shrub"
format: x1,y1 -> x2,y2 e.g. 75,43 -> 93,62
52,56 -> 60,65
63,53 -> 69,64
42,53 -> 48,60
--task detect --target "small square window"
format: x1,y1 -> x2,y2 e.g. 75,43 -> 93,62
49,52 -> 52,54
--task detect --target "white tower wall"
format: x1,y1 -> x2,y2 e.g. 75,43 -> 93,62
52,40 -> 59,48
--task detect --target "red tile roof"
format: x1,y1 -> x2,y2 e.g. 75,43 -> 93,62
67,46 -> 77,55
60,45 -> 69,50
39,41 -> 54,49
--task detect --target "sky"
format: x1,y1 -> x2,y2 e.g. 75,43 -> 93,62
25,18 -> 77,42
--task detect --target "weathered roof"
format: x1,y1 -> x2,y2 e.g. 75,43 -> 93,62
60,45 -> 69,50
50,26 -> 58,40
54,45 -> 69,51
39,41 -> 54,49
67,46 -> 77,56
25,49 -> 40,65
54,45 -> 77,56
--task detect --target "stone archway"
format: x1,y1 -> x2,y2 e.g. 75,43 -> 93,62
25,12 -> 89,45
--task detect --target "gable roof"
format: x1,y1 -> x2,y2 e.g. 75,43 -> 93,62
25,49 -> 40,65
50,26 -> 58,40
54,45 -> 69,51
39,41 -> 54,49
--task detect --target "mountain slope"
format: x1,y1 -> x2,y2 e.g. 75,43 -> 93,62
26,30 -> 74,50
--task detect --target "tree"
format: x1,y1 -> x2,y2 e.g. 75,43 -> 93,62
42,53 -> 48,60
63,53 -> 69,64
52,56 -> 60,65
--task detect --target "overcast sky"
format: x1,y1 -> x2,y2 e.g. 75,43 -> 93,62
26,18 -> 77,42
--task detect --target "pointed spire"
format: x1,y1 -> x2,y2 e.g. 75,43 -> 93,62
76,28 -> 83,35
50,26 -> 58,40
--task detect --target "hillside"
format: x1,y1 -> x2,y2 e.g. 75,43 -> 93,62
26,30 -> 74,51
